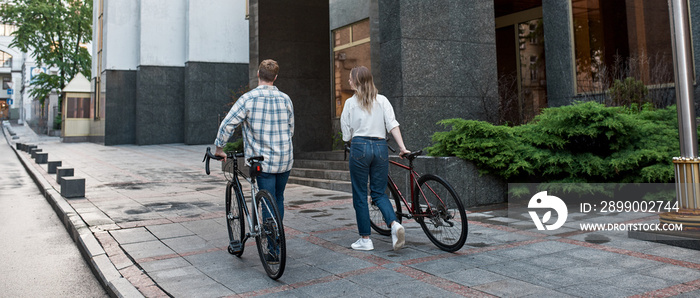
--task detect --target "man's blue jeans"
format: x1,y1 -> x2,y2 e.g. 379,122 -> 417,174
257,171 -> 291,221
349,137 -> 398,236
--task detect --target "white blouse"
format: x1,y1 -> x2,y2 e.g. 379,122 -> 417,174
340,94 -> 400,142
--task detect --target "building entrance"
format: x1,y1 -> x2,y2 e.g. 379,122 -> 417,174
495,4 -> 547,125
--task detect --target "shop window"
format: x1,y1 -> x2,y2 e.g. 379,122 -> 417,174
573,0 -> 675,93
66,97 -> 90,118
333,19 -> 371,118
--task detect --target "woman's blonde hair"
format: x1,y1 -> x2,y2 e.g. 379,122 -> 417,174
350,66 -> 378,113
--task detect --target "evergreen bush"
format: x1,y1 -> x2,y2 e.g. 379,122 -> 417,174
427,101 -> 680,184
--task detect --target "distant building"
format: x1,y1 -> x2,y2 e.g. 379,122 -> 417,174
0,23 -> 26,122
90,0 -> 249,145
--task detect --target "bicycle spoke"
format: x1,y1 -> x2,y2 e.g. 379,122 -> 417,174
415,174 -> 468,252
255,190 -> 286,280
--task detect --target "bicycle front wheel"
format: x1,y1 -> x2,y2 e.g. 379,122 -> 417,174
255,190 -> 286,280
225,182 -> 245,257
369,183 -> 402,236
414,174 -> 467,252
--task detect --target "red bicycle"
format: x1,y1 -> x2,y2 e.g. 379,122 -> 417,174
347,144 -> 468,252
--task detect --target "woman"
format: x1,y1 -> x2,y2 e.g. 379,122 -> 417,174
340,66 -> 411,251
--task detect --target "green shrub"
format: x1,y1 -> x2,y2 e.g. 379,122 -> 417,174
427,101 -> 680,184
223,138 -> 243,153
607,77 -> 649,108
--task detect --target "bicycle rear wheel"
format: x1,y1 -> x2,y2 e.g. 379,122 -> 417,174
369,183 -> 402,236
414,174 -> 467,252
255,190 -> 286,280
225,182 -> 245,257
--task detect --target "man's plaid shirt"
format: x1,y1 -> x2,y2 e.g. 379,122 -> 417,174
215,85 -> 294,173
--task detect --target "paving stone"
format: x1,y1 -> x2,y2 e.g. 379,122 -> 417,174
120,240 -> 175,260
161,235 -> 214,254
111,227 -> 157,244
146,222 -> 195,239
639,264 -> 700,283
599,273 -> 676,293
138,257 -> 191,273
443,267 -> 509,287
471,279 -> 555,298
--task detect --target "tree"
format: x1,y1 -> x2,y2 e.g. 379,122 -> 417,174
0,0 -> 92,108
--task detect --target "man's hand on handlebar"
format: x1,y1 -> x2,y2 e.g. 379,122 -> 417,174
215,146 -> 227,162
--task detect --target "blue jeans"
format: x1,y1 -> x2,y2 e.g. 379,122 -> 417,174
349,137 -> 398,236
257,171 -> 291,221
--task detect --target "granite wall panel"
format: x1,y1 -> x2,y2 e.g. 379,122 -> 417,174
255,0 -> 332,152
135,66 -> 185,145
104,70 -> 137,145
379,0 -> 497,150
184,62 -> 248,145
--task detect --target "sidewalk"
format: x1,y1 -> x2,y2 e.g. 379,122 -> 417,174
3,122 -> 700,298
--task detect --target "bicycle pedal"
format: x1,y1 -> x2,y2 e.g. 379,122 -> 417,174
229,241 -> 243,252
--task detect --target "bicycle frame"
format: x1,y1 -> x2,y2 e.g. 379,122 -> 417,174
229,166 -> 262,240
388,158 -> 437,220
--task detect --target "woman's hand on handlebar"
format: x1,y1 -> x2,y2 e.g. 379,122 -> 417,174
398,147 -> 411,159
215,146 -> 227,162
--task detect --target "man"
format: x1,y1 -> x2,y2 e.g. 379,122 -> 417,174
214,59 -> 294,220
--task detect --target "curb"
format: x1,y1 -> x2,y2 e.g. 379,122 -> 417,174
2,125 -> 143,298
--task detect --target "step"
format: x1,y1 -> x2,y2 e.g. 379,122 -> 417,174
291,167 -> 350,181
287,176 -> 352,193
294,159 -> 349,171
296,151 -> 347,161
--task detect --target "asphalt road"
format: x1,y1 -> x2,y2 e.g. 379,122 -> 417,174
0,140 -> 107,297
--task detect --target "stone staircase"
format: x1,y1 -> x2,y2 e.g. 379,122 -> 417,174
290,151 -> 351,193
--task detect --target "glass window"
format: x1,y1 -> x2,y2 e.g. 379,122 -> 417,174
333,19 -> 371,118
0,51 -> 12,68
519,19 -> 546,123
66,97 -> 90,118
573,0 -> 674,93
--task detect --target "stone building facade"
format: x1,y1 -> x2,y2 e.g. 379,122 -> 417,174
91,0 -> 249,145
92,0 -> 700,153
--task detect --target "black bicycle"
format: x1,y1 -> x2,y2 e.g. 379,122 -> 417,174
203,147 -> 286,280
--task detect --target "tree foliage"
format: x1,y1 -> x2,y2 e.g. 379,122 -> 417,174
427,102 -> 681,184
0,0 -> 92,106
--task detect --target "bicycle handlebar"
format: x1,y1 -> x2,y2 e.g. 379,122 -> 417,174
203,147 -> 220,175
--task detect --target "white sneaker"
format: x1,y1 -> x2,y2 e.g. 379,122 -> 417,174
391,222 -> 405,251
351,238 -> 374,251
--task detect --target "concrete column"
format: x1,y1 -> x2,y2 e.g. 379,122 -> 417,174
542,0 -> 577,107
379,0 -> 498,150
250,0 -> 332,152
